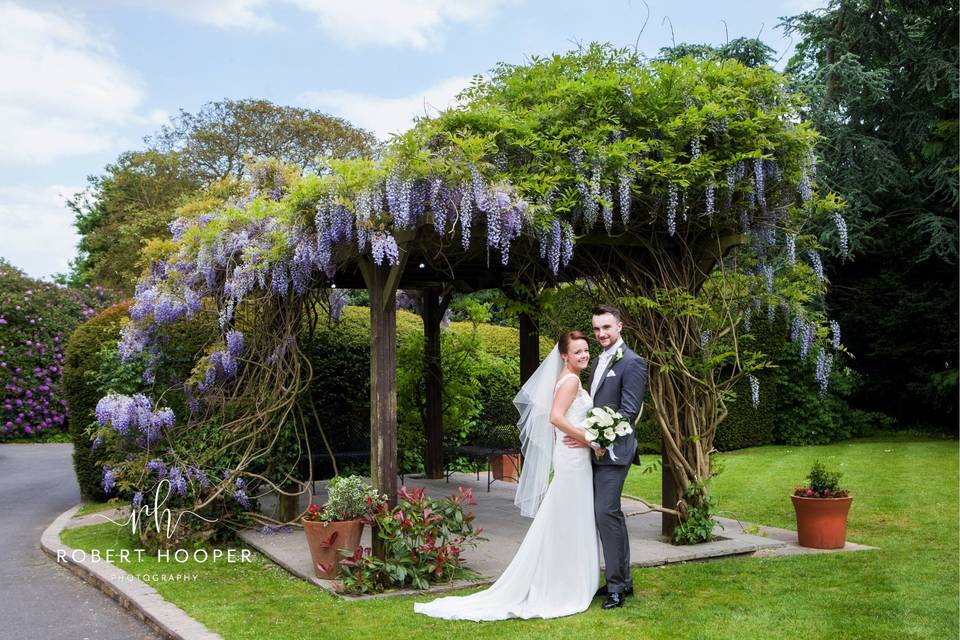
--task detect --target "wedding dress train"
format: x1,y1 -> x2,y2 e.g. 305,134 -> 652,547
414,373 -> 599,620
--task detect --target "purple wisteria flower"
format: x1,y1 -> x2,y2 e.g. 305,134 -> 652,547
226,330 -> 244,357
705,185 -> 716,217
169,466 -> 188,496
370,231 -> 400,266
830,320 -> 841,351
748,376 -> 760,407
618,171 -> 632,223
459,188 -> 473,249
753,159 -> 766,210
601,183 -> 614,233
815,348 -> 833,394
146,458 -> 168,479
808,250 -> 825,281
786,234 -> 797,267
548,219 -> 562,274
666,183 -> 679,236
102,466 -> 116,493
833,212 -> 849,258
234,489 -> 250,510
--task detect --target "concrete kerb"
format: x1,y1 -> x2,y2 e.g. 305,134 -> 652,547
40,504 -> 222,640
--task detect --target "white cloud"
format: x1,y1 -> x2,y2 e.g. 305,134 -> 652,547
298,75 -> 474,140
289,0 -> 510,49
122,0 -> 275,31
0,2 -> 146,165
0,184 -> 80,279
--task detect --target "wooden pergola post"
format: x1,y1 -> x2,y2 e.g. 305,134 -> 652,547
518,311 -> 540,385
359,255 -> 407,559
421,286 -> 450,479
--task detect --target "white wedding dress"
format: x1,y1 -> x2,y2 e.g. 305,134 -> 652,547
414,373 -> 599,621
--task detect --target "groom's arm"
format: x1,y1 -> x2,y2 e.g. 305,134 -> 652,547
619,356 -> 648,425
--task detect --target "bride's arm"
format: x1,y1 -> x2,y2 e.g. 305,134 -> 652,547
549,378 -> 589,445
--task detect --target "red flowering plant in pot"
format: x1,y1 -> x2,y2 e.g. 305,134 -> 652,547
791,460 -> 853,549
335,486 -> 485,594
302,475 -> 385,579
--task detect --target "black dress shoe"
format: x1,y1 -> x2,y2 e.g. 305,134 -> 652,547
601,592 -> 625,609
595,585 -> 634,598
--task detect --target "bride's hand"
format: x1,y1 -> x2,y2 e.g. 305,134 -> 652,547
562,434 -> 589,449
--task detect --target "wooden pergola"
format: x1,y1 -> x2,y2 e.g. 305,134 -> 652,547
327,224 -> 682,537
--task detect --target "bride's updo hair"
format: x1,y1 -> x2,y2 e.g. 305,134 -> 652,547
558,330 -> 589,354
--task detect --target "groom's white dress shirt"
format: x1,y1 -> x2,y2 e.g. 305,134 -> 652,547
590,338 -> 624,399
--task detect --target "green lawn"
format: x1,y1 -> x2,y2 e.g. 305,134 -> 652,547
63,436 -> 959,640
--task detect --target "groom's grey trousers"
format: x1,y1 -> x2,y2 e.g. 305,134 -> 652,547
593,463 -> 632,593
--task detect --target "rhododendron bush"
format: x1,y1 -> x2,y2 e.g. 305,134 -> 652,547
0,260 -> 116,439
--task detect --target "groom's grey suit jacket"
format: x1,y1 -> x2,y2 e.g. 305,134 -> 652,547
588,343 -> 648,466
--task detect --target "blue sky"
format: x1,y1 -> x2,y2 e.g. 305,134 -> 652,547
0,0 -> 824,280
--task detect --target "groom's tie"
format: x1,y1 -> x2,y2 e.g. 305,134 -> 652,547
590,350 -> 611,398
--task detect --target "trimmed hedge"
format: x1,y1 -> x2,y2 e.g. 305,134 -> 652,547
306,306 -> 550,475
63,302 -> 131,500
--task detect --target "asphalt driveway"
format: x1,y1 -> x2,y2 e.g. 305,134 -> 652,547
0,443 -> 158,640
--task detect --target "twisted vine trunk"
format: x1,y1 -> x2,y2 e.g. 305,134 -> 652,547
578,230 -> 741,526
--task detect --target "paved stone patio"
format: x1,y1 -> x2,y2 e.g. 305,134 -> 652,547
241,471 -> 876,598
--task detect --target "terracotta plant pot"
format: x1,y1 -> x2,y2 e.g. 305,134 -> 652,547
302,517 -> 364,579
790,494 -> 853,549
489,452 -> 521,483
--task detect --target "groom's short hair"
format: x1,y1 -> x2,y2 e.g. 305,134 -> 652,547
592,303 -> 621,321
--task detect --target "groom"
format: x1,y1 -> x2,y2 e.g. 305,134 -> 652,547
564,304 -> 648,610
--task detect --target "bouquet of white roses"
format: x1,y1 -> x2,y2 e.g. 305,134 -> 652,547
582,406 -> 633,460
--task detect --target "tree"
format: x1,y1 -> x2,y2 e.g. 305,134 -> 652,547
68,100 -> 378,294
149,99 -> 379,182
781,0 -> 959,431
67,150 -> 200,292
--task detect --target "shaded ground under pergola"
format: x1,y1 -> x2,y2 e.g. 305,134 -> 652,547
322,223 -> 689,535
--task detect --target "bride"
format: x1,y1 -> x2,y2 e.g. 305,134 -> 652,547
414,331 -> 600,620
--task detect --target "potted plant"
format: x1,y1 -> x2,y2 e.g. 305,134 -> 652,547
302,475 -> 384,579
790,460 -> 853,549
486,424 -> 521,483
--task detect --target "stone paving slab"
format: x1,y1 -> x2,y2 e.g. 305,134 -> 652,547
243,472 -> 875,599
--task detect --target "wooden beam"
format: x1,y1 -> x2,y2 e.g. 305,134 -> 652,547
421,287 -> 449,479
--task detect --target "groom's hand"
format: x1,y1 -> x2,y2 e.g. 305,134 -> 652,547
562,435 -> 588,449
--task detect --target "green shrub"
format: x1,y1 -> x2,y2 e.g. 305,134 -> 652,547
63,301 -> 216,501
62,302 -> 131,500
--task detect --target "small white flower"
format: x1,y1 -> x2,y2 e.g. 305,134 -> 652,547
614,347 -> 624,362
603,427 -> 616,441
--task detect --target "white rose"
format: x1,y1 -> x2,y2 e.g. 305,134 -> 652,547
603,427 -> 616,441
